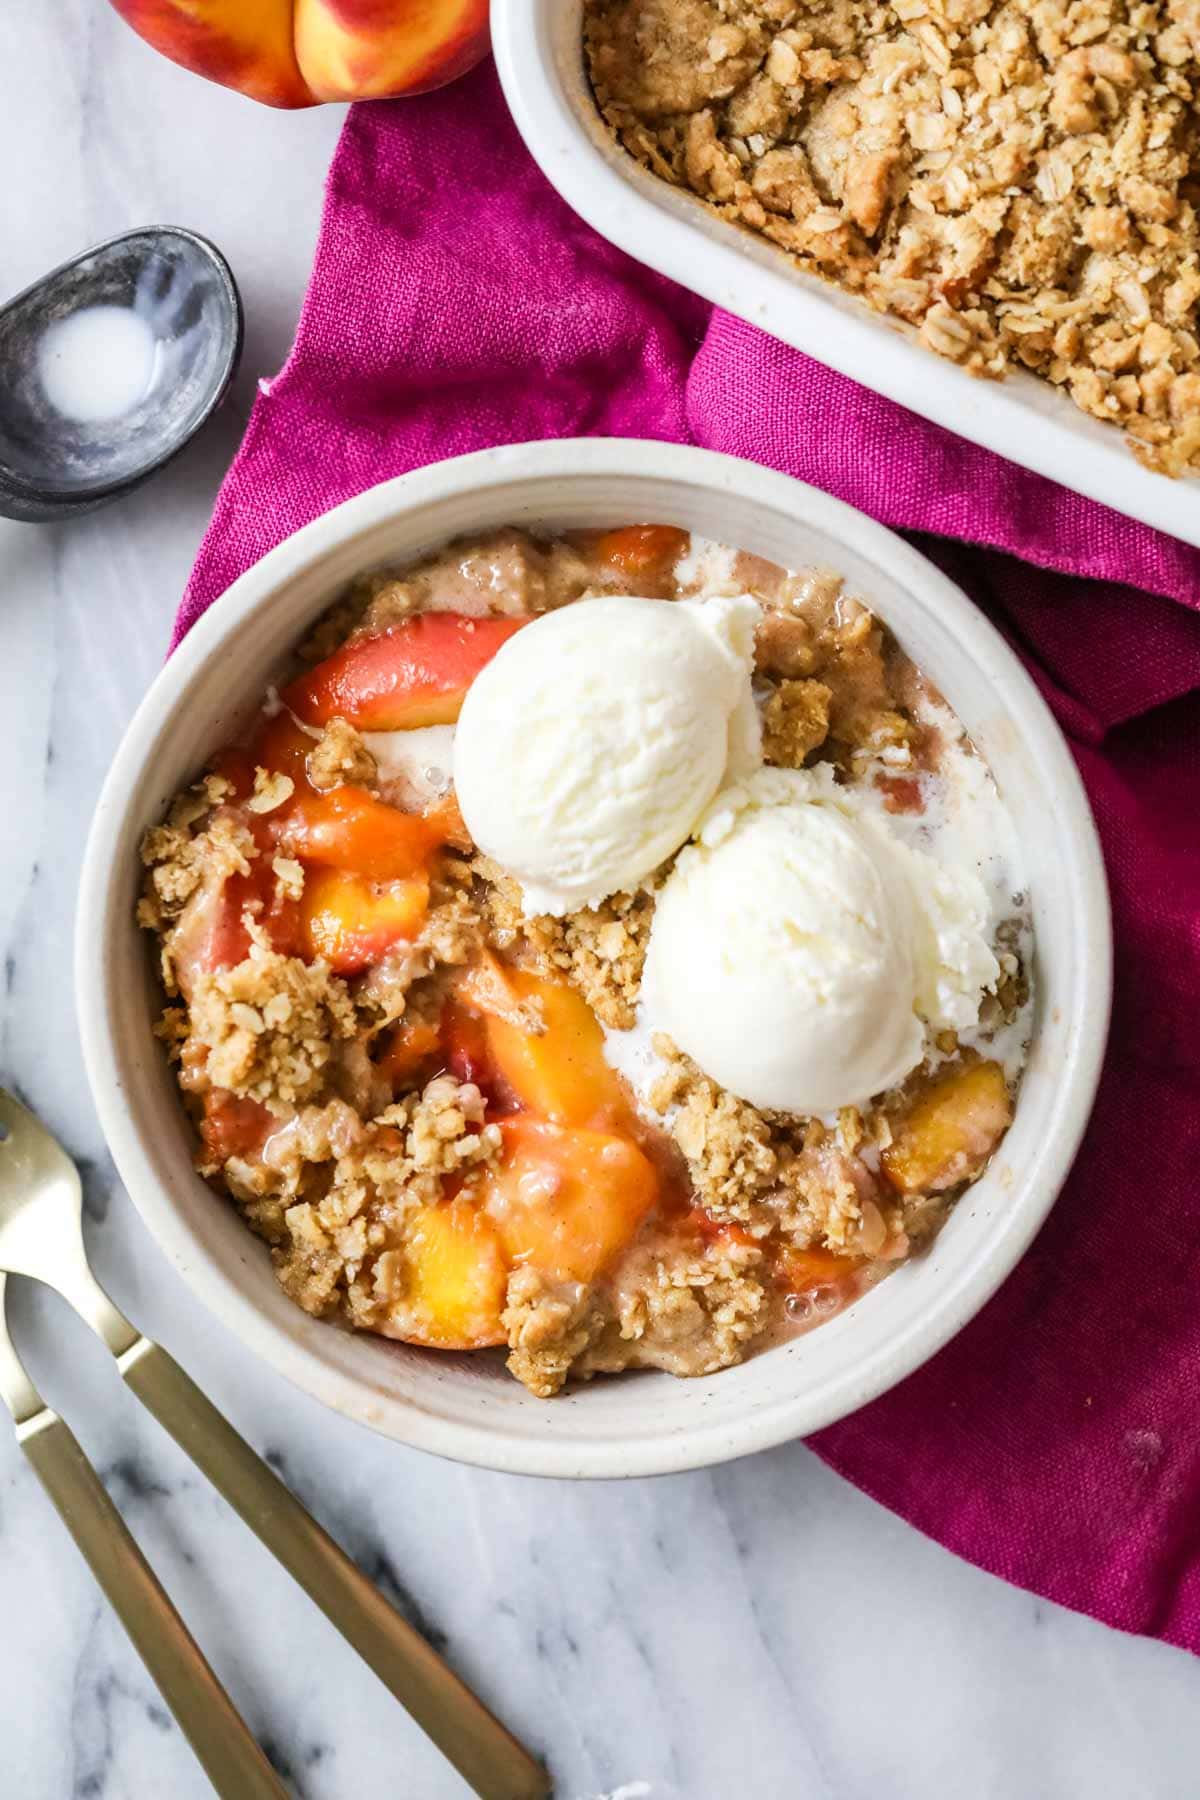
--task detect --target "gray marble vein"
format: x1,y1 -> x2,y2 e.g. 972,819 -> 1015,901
2,3 -> 1200,1796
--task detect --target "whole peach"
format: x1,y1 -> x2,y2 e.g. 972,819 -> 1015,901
106,0 -> 490,108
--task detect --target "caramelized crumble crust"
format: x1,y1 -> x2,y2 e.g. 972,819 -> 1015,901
585,0 -> 1200,474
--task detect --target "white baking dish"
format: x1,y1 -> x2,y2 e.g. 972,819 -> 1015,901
492,0 -> 1200,550
77,439 -> 1110,1478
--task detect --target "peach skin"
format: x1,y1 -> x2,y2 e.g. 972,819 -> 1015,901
106,0 -> 490,108
106,1 -> 314,108
295,0 -> 490,103
281,614 -> 525,731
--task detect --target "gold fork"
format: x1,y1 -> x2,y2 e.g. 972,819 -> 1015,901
0,1089 -> 548,1800
0,1270 -> 288,1797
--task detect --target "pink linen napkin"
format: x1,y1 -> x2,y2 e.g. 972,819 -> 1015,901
179,64 -> 1200,1654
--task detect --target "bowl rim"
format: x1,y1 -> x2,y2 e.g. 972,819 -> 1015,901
0,224 -> 244,505
491,0 -> 1200,551
76,438 -> 1112,1477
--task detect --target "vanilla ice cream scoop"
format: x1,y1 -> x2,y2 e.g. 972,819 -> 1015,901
453,592 -> 761,915
642,768 -> 1000,1115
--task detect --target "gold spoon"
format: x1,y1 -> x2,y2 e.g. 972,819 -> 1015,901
0,1089 -> 548,1800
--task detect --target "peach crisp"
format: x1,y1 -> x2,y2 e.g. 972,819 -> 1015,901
140,525 -> 1031,1395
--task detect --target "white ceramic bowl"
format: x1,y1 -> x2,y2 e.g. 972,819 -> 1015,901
492,0 -> 1200,549
77,440 -> 1111,1478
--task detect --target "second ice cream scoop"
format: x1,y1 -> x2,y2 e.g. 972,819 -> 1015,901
642,768 -> 1000,1115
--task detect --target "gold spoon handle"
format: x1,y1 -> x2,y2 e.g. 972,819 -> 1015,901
119,1339 -> 548,1800
19,1410 -> 287,1800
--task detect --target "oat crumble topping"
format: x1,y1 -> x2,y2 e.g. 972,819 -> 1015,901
305,717 -> 378,792
187,943 -> 356,1111
585,0 -> 1200,474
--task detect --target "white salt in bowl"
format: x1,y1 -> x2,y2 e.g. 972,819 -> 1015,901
77,440 -> 1111,1478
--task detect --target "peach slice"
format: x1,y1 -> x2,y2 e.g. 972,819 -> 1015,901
439,999 -> 494,1094
482,1117 -> 658,1284
169,820 -> 302,996
253,711 -> 319,787
882,1059 -> 1013,1195
682,1206 -> 757,1253
591,524 -> 690,579
396,1200 -> 508,1350
281,614 -> 525,732
458,956 -> 627,1130
421,792 -> 473,853
276,785 -> 441,881
777,1246 -> 863,1294
297,866 -> 428,974
199,1091 -> 275,1166
211,712 -> 316,802
375,1018 -> 441,1092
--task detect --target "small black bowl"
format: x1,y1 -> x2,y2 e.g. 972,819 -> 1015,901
0,226 -> 243,523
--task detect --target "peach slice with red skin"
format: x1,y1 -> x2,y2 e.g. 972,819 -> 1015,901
882,1059 -> 1012,1194
297,866 -> 428,974
212,713 -> 316,800
281,613 -> 525,732
392,1200 -> 508,1350
254,711 -> 318,788
683,1206 -> 757,1253
199,1091 -> 276,1165
439,999 -> 496,1096
481,1116 -> 658,1285
168,814 -> 302,997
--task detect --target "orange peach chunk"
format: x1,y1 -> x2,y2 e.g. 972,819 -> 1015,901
396,1200 -> 508,1350
882,1059 -> 1013,1195
281,614 -> 525,732
591,524 -> 690,582
777,1246 -> 863,1293
483,1117 -> 657,1284
277,785 -> 441,881
298,866 -> 427,974
459,957 -> 628,1129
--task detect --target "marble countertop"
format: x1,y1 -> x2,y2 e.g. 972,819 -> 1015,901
2,6 -> 1199,1797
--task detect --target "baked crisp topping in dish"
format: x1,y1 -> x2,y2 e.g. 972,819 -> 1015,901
584,0 -> 1200,475
140,524 -> 1032,1396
